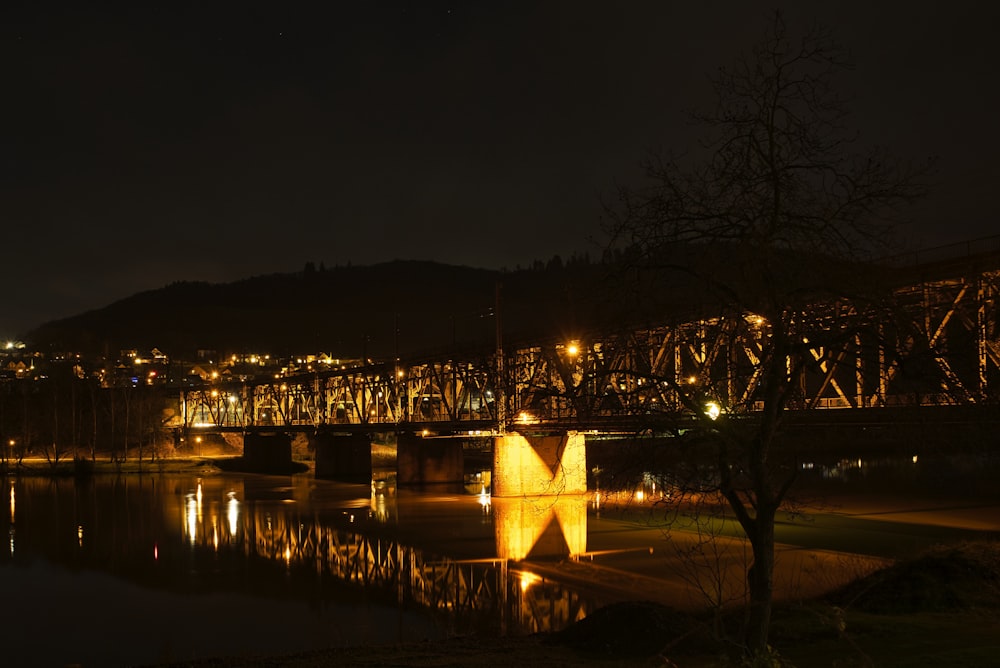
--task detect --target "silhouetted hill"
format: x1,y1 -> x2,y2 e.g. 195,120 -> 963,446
30,240 -> 911,362
26,259 -> 629,361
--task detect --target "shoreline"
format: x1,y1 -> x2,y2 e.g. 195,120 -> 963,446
0,454 -> 258,477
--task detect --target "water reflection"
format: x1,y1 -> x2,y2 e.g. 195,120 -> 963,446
493,495 -> 587,561
8,479 -> 13,557
0,472 -> 607,666
1,450 -> 995,667
596,451 -> 1000,508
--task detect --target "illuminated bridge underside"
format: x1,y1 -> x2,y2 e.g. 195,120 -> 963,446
178,263 -> 1000,432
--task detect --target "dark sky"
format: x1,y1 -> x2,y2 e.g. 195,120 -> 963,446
2,2 -> 997,338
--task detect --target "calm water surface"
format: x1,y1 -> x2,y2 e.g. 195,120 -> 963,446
1,453 -> 997,667
0,471 -> 606,667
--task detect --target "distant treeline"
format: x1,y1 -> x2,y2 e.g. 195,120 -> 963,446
0,364 -> 170,465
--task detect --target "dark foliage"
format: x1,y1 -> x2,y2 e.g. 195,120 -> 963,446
545,600 -> 693,658
830,541 -> 1000,614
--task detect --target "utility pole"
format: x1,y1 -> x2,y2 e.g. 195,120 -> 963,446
394,313 -> 402,424
495,281 -> 505,434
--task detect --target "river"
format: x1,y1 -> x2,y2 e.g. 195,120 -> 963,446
1,452 -> 997,667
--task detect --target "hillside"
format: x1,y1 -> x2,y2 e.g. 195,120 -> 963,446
26,236 -> 956,364
25,259 -> 635,361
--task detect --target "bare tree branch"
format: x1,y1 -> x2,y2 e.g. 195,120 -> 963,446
602,10 -> 930,659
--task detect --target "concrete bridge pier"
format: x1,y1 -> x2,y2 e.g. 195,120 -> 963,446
313,432 -> 373,483
492,430 -> 587,497
243,432 -> 292,472
396,432 -> 464,485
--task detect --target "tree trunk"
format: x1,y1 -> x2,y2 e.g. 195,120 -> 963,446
90,385 -> 98,462
745,502 -> 777,655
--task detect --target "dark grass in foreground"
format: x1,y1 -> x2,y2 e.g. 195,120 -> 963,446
148,540 -> 1000,667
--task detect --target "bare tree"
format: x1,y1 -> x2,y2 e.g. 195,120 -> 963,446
606,13 -> 928,660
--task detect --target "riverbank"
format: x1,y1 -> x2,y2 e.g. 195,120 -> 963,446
0,454 -> 284,477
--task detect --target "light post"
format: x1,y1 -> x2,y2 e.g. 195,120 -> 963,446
564,340 -> 584,419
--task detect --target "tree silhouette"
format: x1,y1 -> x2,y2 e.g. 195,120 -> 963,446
606,12 -> 929,659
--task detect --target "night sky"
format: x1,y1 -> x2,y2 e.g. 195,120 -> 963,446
3,2 -> 997,338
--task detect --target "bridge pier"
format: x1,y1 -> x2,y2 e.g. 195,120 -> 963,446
313,432 -> 372,483
492,430 -> 587,497
243,432 -> 292,472
396,432 -> 464,485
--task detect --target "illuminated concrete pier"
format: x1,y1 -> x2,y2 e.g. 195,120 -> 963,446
492,431 -> 587,497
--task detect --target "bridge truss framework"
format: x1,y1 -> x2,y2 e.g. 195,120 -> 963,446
177,260 -> 1000,433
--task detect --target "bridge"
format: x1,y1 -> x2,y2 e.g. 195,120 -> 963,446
174,238 -> 1000,493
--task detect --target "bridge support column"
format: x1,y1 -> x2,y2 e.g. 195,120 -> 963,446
243,432 -> 292,472
492,430 -> 586,497
313,432 -> 372,483
397,433 -> 464,485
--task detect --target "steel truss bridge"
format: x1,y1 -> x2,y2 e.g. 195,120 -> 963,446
178,242 -> 1000,433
